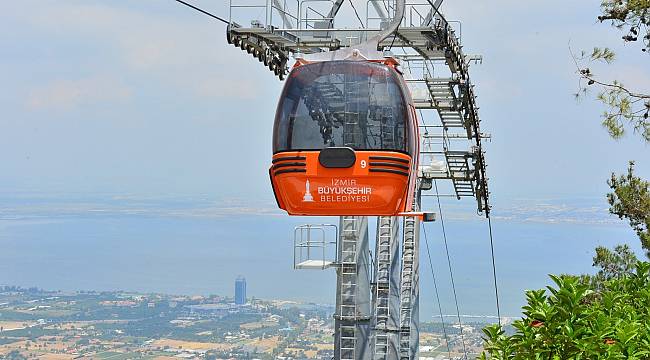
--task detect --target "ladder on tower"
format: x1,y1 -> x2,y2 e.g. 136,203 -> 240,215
445,151 -> 476,198
338,216 -> 359,360
423,76 -> 469,132
339,325 -> 357,360
373,216 -> 397,359
339,218 -> 358,320
399,215 -> 418,360
425,77 -> 459,112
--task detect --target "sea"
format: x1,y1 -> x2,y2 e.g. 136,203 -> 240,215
0,193 -> 641,323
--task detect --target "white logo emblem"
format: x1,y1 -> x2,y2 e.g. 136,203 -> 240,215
302,180 -> 314,202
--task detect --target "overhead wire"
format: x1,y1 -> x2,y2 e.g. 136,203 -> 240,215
416,0 -> 502,339
421,0 -> 444,19
173,0 -> 229,24
488,215 -> 502,326
417,108 -> 457,358
425,0 -> 447,28
433,179 -> 469,359
348,0 -> 365,28
417,108 -> 452,358
388,22 -> 400,50
422,224 -> 452,358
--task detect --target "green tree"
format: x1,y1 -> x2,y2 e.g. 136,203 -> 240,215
599,0 -> 650,53
574,1 -> 649,141
481,1 -> 650,357
590,243 -> 638,289
608,162 -> 650,255
572,0 -> 650,288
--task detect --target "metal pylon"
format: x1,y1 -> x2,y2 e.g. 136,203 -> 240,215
223,0 -> 492,357
335,216 -> 372,360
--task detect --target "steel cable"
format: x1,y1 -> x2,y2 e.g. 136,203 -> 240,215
488,216 -> 502,326
173,0 -> 229,24
433,179 -> 469,359
348,0 -> 365,28
422,223 -> 452,358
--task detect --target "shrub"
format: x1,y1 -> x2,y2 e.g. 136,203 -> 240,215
481,262 -> 650,359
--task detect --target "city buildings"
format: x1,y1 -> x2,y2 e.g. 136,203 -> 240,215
235,276 -> 246,305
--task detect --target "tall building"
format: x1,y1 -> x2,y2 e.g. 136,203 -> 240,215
235,276 -> 246,305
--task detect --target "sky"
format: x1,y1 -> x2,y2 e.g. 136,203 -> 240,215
0,0 -> 649,317
0,0 -> 647,199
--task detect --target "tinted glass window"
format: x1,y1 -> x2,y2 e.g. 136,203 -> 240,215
273,61 -> 409,153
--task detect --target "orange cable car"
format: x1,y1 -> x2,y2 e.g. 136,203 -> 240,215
269,56 -> 420,216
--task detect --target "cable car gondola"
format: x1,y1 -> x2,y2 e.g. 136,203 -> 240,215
269,1 -> 418,216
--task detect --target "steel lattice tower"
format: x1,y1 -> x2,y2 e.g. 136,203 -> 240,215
226,1 -> 491,358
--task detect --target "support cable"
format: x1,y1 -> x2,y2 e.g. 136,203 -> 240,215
425,0 -> 444,15
422,0 -> 444,19
421,223 -> 452,358
433,179 -> 469,359
382,0 -> 390,13
488,215 -> 502,326
415,106 -> 453,356
388,22 -> 400,50
348,0 -> 365,28
173,0 -> 229,24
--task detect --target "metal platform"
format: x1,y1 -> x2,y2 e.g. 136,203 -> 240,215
293,224 -> 338,270
295,259 -> 334,269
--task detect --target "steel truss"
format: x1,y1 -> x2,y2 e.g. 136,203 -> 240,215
229,1 -> 491,359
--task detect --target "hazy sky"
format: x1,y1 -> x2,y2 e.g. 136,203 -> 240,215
1,0 -> 647,204
1,0 -> 649,318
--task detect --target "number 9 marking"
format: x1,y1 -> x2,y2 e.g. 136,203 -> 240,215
360,160 -> 367,169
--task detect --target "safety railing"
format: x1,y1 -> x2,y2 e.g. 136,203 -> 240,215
294,224 -> 338,270
366,0 -> 393,29
229,0 -> 269,28
229,0 -> 300,30
271,0 -> 300,29
299,0 -> 334,29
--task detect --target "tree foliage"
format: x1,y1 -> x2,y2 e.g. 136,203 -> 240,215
574,48 -> 650,142
591,244 -> 639,286
599,0 -> 650,53
573,0 -> 650,141
481,262 -> 650,359
480,2 -> 650,357
608,162 -> 650,256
